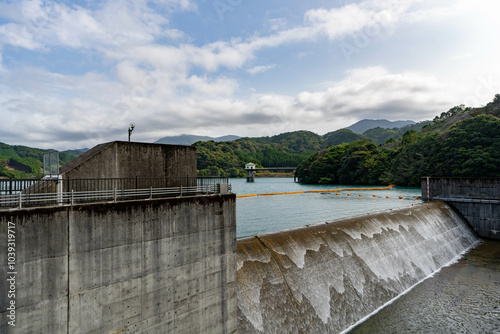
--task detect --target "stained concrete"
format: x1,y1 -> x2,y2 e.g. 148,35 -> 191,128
0,194 -> 236,334
59,141 -> 197,180
421,177 -> 500,239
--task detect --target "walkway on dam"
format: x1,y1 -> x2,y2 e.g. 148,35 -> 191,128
0,176 -> 231,210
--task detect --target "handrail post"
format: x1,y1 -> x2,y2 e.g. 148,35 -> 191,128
149,187 -> 152,200
71,190 -> 74,206
18,192 -> 22,209
114,188 -> 117,202
180,185 -> 183,197
67,177 -> 70,203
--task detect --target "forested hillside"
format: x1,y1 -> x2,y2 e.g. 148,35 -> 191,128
296,94 -> 500,187
194,121 -> 431,176
195,131 -> 323,177
0,144 -> 83,178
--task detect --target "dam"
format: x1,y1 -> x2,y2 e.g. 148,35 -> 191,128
236,201 -> 481,333
1,141 -> 497,333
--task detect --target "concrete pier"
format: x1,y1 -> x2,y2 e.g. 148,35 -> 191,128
0,195 -> 237,333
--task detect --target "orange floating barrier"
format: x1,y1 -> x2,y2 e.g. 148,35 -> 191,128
236,185 -> 398,199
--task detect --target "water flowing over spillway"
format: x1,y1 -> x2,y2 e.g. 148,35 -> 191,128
236,201 -> 479,333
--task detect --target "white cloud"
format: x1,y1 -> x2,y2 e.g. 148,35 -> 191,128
247,65 -> 276,75
0,0 -> 417,74
0,22 -> 41,49
0,59 -> 488,149
451,53 -> 474,60
0,0 -> 498,150
0,0 -> 188,51
293,67 -> 456,120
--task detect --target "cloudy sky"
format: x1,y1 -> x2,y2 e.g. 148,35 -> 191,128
0,0 -> 499,150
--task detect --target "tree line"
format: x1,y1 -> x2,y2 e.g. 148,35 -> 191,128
296,94 -> 500,186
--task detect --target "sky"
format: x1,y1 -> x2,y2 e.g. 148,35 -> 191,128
0,0 -> 499,150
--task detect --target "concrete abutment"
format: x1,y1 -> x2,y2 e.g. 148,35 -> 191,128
422,177 -> 500,239
0,194 -> 236,334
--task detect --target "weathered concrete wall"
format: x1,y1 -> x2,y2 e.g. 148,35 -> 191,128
60,141 -> 197,180
0,194 -> 236,333
237,201 -> 479,333
445,201 -> 499,239
421,177 -> 500,200
0,208 -> 69,333
421,177 -> 500,239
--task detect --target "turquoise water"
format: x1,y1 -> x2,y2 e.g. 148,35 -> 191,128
232,177 -> 422,238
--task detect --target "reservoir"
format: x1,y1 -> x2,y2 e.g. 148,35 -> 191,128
233,177 -> 500,333
233,177 -> 422,238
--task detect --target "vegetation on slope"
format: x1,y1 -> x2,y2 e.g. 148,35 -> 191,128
195,131 -> 323,177
362,121 -> 432,145
194,122 -> 431,177
323,129 -> 365,147
296,94 -> 500,187
0,143 -> 82,178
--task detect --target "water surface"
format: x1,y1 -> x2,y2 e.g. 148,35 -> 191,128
232,177 -> 421,238
348,240 -> 500,334
232,177 -> 500,333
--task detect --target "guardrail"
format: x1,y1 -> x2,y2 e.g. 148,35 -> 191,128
0,177 -> 231,210
434,196 -> 500,204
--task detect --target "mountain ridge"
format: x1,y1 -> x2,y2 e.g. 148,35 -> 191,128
155,134 -> 240,146
153,118 -> 416,146
345,119 -> 416,134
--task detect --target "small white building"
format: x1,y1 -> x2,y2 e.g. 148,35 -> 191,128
245,163 -> 256,170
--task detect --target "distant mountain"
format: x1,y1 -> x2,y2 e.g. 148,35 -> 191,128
155,134 -> 241,146
61,148 -> 89,156
362,121 -> 432,145
345,119 -> 416,134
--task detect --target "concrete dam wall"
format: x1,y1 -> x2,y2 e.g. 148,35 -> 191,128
237,201 -> 479,333
421,177 -> 500,239
0,194 -> 237,334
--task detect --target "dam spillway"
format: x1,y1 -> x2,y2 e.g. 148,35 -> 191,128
236,201 -> 479,333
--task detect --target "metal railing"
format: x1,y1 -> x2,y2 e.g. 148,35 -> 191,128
0,178 -> 40,195
0,177 -> 231,209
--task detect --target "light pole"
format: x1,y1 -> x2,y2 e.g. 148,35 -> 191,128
128,123 -> 135,142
